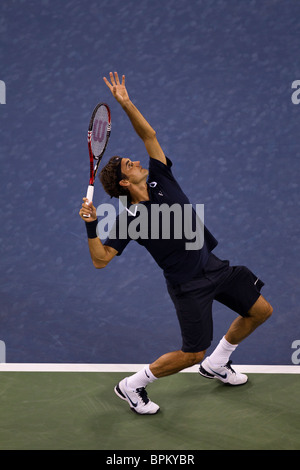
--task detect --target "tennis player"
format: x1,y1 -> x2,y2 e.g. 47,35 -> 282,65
79,72 -> 273,415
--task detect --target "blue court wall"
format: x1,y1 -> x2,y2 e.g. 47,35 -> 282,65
0,0 -> 299,365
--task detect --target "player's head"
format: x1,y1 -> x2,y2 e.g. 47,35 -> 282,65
99,156 -> 129,198
99,156 -> 148,198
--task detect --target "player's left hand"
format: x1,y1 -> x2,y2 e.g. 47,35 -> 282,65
103,72 -> 129,106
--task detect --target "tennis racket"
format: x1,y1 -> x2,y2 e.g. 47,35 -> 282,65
84,102 -> 111,217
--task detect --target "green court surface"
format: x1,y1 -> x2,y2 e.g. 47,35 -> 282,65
0,371 -> 299,451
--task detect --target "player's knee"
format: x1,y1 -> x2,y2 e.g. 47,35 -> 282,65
265,302 -> 273,320
249,298 -> 273,324
183,350 -> 205,367
258,301 -> 273,323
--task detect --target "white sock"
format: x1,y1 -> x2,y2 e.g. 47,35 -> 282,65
208,336 -> 238,368
126,365 -> 157,390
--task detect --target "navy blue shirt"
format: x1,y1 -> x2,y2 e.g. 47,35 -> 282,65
104,157 -> 218,285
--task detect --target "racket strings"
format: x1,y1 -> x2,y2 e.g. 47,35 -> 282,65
91,107 -> 109,157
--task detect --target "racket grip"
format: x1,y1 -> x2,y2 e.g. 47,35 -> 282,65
83,185 -> 94,218
86,185 -> 94,203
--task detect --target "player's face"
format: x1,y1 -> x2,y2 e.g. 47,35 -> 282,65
121,158 -> 148,183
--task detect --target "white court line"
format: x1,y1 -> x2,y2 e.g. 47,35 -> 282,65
0,364 -> 299,373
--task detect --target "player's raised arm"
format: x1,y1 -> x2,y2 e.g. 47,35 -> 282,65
103,72 -> 166,165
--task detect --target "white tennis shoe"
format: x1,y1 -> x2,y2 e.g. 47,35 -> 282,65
114,378 -> 160,415
199,358 -> 248,385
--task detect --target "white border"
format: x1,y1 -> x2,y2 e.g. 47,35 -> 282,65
0,363 -> 299,373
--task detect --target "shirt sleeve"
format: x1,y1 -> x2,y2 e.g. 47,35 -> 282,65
148,157 -> 174,181
148,156 -> 184,194
103,212 -> 131,256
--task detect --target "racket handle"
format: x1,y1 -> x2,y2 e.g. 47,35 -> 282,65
83,185 -> 94,218
86,185 -> 94,203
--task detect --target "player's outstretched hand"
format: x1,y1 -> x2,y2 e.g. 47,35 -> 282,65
103,72 -> 129,106
79,198 -> 97,221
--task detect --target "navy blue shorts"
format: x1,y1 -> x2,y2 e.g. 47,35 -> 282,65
166,253 -> 264,353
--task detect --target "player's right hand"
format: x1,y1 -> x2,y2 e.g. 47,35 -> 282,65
79,198 -> 97,221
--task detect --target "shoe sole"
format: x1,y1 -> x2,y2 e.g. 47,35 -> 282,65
114,384 -> 127,400
114,383 -> 160,415
199,365 -> 215,379
199,366 -> 248,386
114,384 -> 138,413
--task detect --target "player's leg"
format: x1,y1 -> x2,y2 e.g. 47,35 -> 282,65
199,295 -> 272,385
149,349 -> 205,377
225,294 -> 273,344
199,264 -> 272,385
114,280 -> 213,415
114,350 -> 205,415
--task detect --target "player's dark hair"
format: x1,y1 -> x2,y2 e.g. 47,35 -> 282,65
99,156 -> 130,199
